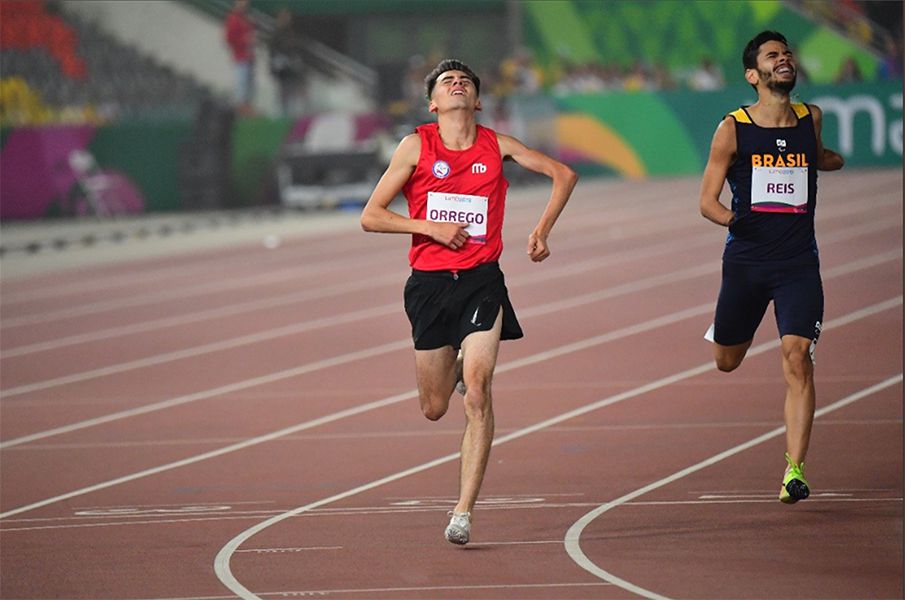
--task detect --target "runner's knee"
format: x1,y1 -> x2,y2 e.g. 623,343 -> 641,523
715,353 -> 743,372
420,394 -> 449,421
462,385 -> 492,420
713,343 -> 748,372
782,345 -> 813,380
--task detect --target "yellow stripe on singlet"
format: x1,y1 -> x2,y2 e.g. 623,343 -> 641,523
729,108 -> 751,124
730,104 -> 809,123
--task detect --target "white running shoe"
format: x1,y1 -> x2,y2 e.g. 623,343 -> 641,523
444,511 -> 471,545
454,349 -> 466,396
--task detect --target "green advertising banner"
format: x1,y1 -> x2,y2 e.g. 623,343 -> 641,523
524,0 -> 880,85
535,80 -> 902,178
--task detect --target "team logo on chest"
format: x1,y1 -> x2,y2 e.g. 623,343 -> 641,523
432,160 -> 451,179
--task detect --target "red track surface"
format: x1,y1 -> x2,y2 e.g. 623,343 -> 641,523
1,171 -> 901,600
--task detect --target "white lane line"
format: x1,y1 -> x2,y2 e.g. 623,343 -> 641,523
0,339 -> 412,449
3,495 -> 899,534
0,248 -> 738,438
4,218 -> 896,398
0,183 -> 687,309
212,298 -> 902,600
269,582 -> 611,597
2,239 -> 896,419
0,257 -> 729,444
1,303 -> 401,398
0,225 -> 710,358
563,374 -> 903,600
2,180 -> 893,312
0,274 -> 400,358
0,291 -> 899,518
7,416 -> 898,451
0,298 -> 725,514
0,191 -> 667,323
0,249 -> 398,329
236,546 -> 342,553
3,198 -> 896,351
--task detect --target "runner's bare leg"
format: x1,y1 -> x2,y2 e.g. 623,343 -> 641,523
780,334 -> 815,465
414,346 -> 458,421
453,310 -> 503,514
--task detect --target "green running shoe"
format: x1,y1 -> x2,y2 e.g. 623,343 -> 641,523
779,452 -> 810,504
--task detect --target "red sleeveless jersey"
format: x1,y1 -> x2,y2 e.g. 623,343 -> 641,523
403,123 -> 509,271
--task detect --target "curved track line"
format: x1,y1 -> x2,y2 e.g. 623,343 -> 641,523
212,298 -> 901,600
563,374 -> 903,600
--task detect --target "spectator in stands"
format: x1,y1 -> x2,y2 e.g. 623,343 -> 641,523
651,63 -> 677,90
268,8 -> 305,117
834,56 -> 863,83
497,47 -> 543,96
224,0 -> 256,116
878,37 -> 903,80
623,59 -> 654,91
688,56 -> 725,91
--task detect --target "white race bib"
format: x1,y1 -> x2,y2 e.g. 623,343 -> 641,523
751,166 -> 808,213
426,191 -> 488,243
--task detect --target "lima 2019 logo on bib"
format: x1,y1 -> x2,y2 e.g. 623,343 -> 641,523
432,160 -> 451,179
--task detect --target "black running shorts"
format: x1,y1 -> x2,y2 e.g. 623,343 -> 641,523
403,262 -> 524,351
713,260 -> 823,346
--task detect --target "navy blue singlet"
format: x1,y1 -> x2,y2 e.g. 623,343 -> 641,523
723,103 -> 820,266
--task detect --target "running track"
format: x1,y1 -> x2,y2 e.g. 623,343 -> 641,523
1,170 -> 901,599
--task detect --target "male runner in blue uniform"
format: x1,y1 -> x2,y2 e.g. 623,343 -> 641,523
699,31 -> 844,503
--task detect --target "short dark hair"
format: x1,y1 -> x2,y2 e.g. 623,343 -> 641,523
743,30 -> 789,70
424,59 -> 481,100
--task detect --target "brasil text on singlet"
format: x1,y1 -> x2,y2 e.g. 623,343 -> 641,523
723,103 -> 820,266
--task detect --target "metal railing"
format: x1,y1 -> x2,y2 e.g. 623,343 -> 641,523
184,0 -> 376,88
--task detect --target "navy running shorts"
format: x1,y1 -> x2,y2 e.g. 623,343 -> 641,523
713,260 -> 823,346
403,261 -> 524,351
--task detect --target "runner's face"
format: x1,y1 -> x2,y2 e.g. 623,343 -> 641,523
429,70 -> 480,113
752,40 -> 797,93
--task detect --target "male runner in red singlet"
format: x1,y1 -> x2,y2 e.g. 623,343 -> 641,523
699,31 -> 843,504
361,59 -> 578,545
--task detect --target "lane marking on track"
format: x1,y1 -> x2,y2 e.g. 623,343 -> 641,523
2,212 -> 896,391
263,582 -> 612,597
2,494 -> 899,534
563,373 -> 903,600
236,546 -> 343,553
5,416 -> 898,451
0,186 -> 686,322
3,209 -> 896,360
2,247 -> 897,451
2,184 -> 894,320
212,298 -> 902,600
0,294 -> 899,519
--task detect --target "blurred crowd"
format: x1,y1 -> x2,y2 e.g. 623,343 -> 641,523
2,0 -> 902,128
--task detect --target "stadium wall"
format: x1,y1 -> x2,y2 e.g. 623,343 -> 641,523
0,82 -> 900,219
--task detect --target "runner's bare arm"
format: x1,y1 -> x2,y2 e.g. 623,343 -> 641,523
360,134 -> 469,249
498,133 -> 578,262
810,104 -> 844,171
700,116 -> 737,227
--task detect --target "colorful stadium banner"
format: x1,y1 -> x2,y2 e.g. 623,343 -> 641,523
522,81 -> 902,178
523,0 -> 881,85
1,82 -> 899,218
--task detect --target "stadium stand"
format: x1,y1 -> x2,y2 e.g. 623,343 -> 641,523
0,0 -> 211,125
